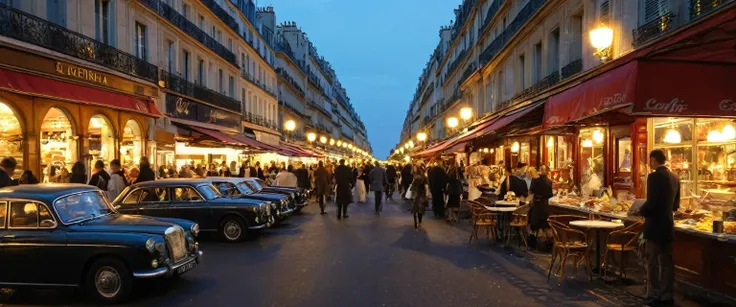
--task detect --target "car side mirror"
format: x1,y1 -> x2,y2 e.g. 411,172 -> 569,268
40,219 -> 57,228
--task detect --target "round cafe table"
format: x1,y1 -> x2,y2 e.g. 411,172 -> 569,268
484,206 -> 518,244
494,200 -> 519,207
569,220 -> 624,274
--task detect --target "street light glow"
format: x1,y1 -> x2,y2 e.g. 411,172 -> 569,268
320,136 -> 327,144
460,107 -> 472,120
447,117 -> 459,128
417,132 -> 427,142
337,140 -> 343,146
284,120 -> 296,131
307,132 -> 317,142
329,138 -> 335,146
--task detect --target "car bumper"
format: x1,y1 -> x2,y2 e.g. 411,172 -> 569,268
281,207 -> 295,216
249,223 -> 267,230
295,201 -> 308,208
133,250 -> 203,279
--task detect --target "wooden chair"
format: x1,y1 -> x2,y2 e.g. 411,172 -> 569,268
602,220 -> 644,280
475,196 -> 496,207
467,200 -> 498,247
505,204 -> 531,250
548,215 -> 585,225
547,220 -> 593,285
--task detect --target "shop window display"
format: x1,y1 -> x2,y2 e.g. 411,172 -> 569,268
579,128 -> 605,196
0,101 -> 23,177
40,108 -> 76,182
544,135 -> 574,190
121,120 -> 143,169
88,115 -> 115,172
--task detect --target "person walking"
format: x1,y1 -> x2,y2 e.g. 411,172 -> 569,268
410,166 -> 428,229
88,160 -> 110,191
334,159 -> 355,220
296,163 -> 310,190
386,163 -> 397,200
355,163 -> 367,203
639,149 -> 679,306
428,160 -> 448,218
314,161 -> 331,215
368,162 -> 388,215
400,163 -> 413,200
135,157 -> 156,184
0,157 -> 18,188
445,165 -> 463,223
107,159 -> 128,201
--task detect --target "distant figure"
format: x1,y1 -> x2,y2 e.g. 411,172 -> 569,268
107,159 -> 128,201
445,165 -> 463,223
135,157 -> 156,184
385,164 -> 398,200
410,166 -> 428,229
255,161 -> 265,180
273,165 -> 298,187
0,157 -> 18,188
70,161 -> 87,184
314,161 -> 331,215
400,163 -> 413,200
334,159 -> 355,219
369,162 -> 388,215
57,167 -> 71,183
19,170 -> 39,184
428,160 -> 448,218
296,163 -> 310,190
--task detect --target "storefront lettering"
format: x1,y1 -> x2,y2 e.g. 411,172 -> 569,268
546,116 -> 563,124
207,110 -> 227,124
55,62 -> 108,85
718,99 -> 736,112
644,97 -> 687,113
600,93 -> 626,107
175,97 -> 190,115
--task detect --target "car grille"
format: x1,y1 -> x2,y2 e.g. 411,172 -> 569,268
165,226 -> 187,263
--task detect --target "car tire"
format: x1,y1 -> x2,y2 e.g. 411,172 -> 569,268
85,258 -> 133,304
219,216 -> 246,242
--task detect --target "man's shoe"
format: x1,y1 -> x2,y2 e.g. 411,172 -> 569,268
343,215 -> 350,219
337,216 -> 342,220
320,211 -> 326,215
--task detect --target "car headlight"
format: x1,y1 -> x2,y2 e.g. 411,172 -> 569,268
252,206 -> 258,212
145,238 -> 155,253
190,223 -> 200,237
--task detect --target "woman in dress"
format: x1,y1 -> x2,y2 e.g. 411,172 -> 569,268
410,166 -> 429,229
528,165 -> 554,249
355,163 -> 367,203
445,165 -> 463,223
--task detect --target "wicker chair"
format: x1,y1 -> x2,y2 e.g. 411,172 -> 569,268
505,204 -> 531,250
602,220 -> 644,280
467,200 -> 498,247
548,220 -> 592,284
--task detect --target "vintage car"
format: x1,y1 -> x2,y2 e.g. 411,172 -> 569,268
243,177 -> 309,210
0,184 -> 202,303
204,177 -> 294,219
112,179 -> 273,242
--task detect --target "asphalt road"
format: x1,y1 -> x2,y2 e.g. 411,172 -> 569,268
2,197 -> 608,307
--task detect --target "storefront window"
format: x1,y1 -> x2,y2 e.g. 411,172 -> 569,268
695,118 -> 736,200
40,107 -> 77,182
0,101 -> 22,177
545,136 -> 555,169
579,128 -> 606,196
121,120 -> 142,169
88,115 -> 115,170
652,117 -> 695,203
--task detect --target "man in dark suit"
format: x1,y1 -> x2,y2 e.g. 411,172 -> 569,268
428,160 -> 448,218
400,163 -> 413,200
295,163 -> 310,190
334,159 -> 355,220
0,157 -> 18,188
639,149 -> 679,306
385,164 -> 398,200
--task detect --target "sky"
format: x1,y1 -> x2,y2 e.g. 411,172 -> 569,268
265,0 -> 460,159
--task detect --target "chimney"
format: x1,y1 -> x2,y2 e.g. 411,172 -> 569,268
256,5 -> 276,34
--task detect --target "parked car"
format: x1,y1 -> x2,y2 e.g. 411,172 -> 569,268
112,179 -> 273,242
243,177 -> 309,211
205,177 -> 294,219
0,184 -> 202,303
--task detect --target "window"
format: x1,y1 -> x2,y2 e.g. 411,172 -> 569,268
122,189 -> 143,205
548,28 -> 560,74
197,58 -> 205,85
182,3 -> 190,19
167,41 -> 175,73
47,0 -> 67,27
212,26 -> 216,39
95,0 -> 111,44
139,188 -> 169,202
570,12 -> 583,61
134,22 -> 147,60
183,50 -> 190,81
0,0 -> 19,8
229,76 -> 234,98
0,202 -> 5,228
518,54 -> 526,90
173,187 -> 203,202
199,15 -> 205,29
214,182 -> 239,196
532,42 -> 542,83
642,0 -> 668,24
9,202 -> 55,228
599,0 -> 611,25
218,69 -> 224,93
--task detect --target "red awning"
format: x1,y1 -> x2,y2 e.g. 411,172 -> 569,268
279,142 -> 316,157
0,68 -> 161,117
188,126 -> 246,146
442,142 -> 467,155
229,133 -> 281,152
474,101 -> 545,136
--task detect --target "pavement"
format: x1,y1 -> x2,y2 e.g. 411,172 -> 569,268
0,196 -> 635,307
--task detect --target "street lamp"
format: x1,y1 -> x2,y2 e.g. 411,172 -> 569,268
329,138 -> 335,146
337,140 -> 343,147
307,132 -> 316,142
320,136 -> 327,144
460,107 -> 472,121
590,26 -> 614,62
447,117 -> 459,129
284,120 -> 296,132
417,132 -> 427,142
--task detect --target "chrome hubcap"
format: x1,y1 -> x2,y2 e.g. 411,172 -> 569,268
224,221 -> 242,240
95,266 -> 121,298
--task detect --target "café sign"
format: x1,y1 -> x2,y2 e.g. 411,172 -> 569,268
166,94 -> 240,130
55,62 -> 109,85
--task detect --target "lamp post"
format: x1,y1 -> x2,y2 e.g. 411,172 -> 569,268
590,26 -> 614,62
447,117 -> 459,134
284,120 -> 295,142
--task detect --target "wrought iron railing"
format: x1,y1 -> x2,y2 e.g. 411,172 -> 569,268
479,0 -> 545,68
459,62 -> 477,86
160,69 -> 241,113
138,0 -> 238,67
444,48 -> 468,85
275,68 -> 305,97
279,99 -> 306,118
241,70 -> 277,98
479,0 -> 504,36
244,111 -> 278,130
307,72 -> 329,98
632,12 -> 675,47
0,4 -> 159,82
690,0 -> 729,19
512,71 -> 559,102
199,0 -> 239,34
450,0 -> 478,41
560,58 -> 582,80
307,99 -> 331,118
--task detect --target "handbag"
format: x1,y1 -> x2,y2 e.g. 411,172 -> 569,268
405,183 -> 414,199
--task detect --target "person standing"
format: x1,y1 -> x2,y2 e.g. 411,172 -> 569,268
410,166 -> 429,229
314,161 -> 331,215
19,170 -> 39,184
639,149 -> 679,306
296,163 -> 310,190
273,165 -> 298,187
334,159 -> 355,220
0,157 -> 18,188
369,162 -> 388,215
88,160 -> 110,191
107,159 -> 128,201
528,166 -> 553,249
70,161 -> 87,184
498,162 -> 529,203
428,160 -> 448,218
445,165 -> 463,222
400,163 -> 413,200
355,163 -> 367,203
135,157 -> 156,184
363,162 -> 374,198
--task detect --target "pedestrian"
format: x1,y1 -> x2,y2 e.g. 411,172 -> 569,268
296,163 -> 310,190
528,166 -> 553,249
273,165 -> 298,187
57,166 -> 71,183
355,163 -> 367,203
639,149 -> 679,306
369,161 -> 388,215
239,162 -> 248,178
88,160 -> 110,191
445,164 -> 463,223
498,162 -> 529,204
334,159 -> 355,220
428,160 -> 448,218
108,159 -> 128,201
158,165 -> 167,179
167,167 -> 178,179
314,161 -> 331,215
255,161 -> 265,180
362,162 -> 374,197
19,170 -> 39,184
134,157 -> 156,184
230,161 -> 238,176
400,163 -> 413,200
386,163 -> 397,200
219,165 -> 232,177
0,157 -> 18,188
128,167 -> 140,183
70,161 -> 87,184
410,166 -> 428,229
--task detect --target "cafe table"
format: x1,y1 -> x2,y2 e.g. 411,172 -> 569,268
494,200 -> 519,207
569,220 -> 624,273
484,206 -> 517,243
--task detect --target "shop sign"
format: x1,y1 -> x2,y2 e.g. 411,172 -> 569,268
166,94 -> 240,130
642,97 -> 688,113
55,62 -> 108,85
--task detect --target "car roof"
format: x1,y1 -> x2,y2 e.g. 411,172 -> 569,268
0,184 -> 100,202
131,179 -> 210,188
202,177 -> 244,182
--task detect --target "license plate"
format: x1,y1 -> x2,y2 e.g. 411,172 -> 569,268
176,261 -> 197,275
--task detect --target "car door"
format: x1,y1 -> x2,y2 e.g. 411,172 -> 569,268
169,186 -> 214,230
1,200 -> 68,285
116,188 -> 144,215
131,187 -> 171,218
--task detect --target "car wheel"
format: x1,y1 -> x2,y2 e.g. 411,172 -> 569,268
220,216 -> 245,242
85,258 -> 132,304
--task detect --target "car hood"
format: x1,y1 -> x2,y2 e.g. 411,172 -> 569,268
67,214 -> 179,235
239,193 -> 285,201
210,197 -> 262,206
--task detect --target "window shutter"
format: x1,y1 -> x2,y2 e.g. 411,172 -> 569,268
599,0 -> 610,25
644,0 -> 669,23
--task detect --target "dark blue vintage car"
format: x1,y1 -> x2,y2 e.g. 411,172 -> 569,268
205,177 -> 294,219
112,179 -> 274,242
243,178 -> 309,211
0,184 -> 202,303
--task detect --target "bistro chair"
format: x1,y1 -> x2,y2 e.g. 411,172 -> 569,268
467,200 -> 498,247
475,196 -> 496,207
602,220 -> 644,280
505,203 -> 531,250
547,220 -> 592,285
547,215 -> 585,225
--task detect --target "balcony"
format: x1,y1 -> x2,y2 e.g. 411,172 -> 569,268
278,99 -> 306,118
243,111 -> 278,130
560,58 -> 582,80
458,63 -> 477,86
444,48 -> 469,85
632,12 -> 675,47
159,69 -> 241,113
479,0 -> 504,36
138,0 -> 238,68
275,68 -> 305,97
479,0 -> 545,68
241,70 -> 277,98
0,4 -> 158,82
512,71 -> 559,102
450,0 -> 478,41
307,71 -> 329,98
199,0 -> 239,34
690,0 -> 730,20
307,99 -> 331,118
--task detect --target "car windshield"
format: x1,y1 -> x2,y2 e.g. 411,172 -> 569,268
197,184 -> 221,200
215,182 -> 240,196
250,179 -> 265,190
236,181 -> 255,194
54,191 -> 114,224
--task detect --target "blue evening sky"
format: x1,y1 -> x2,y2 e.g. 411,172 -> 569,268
265,0 -> 460,159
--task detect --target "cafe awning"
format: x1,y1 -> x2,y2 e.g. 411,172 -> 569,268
187,126 -> 246,146
228,133 -> 281,153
